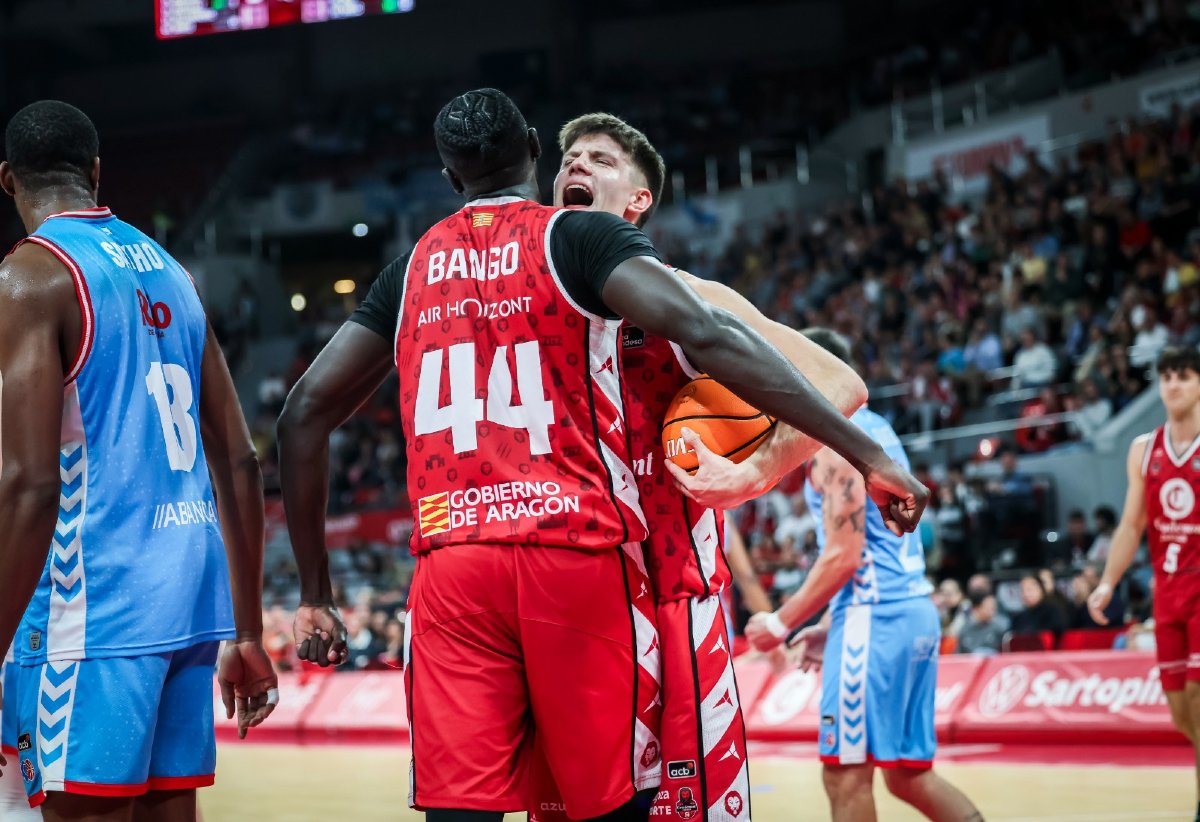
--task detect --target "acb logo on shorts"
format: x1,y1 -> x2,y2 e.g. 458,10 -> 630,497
667,759 -> 697,779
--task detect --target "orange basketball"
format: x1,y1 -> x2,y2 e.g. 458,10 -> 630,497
662,376 -> 776,473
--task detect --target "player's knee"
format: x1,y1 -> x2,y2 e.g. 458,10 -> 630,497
822,764 -> 871,803
882,768 -> 927,803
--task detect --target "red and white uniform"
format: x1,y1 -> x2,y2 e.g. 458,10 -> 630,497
395,198 -> 658,817
625,329 -> 749,822
1142,424 -> 1200,691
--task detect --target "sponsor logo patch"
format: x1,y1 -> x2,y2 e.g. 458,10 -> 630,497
675,788 -> 699,820
725,791 -> 744,817
418,492 -> 451,537
666,759 -> 697,779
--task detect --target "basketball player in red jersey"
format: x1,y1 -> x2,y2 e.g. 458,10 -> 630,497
279,89 -> 927,822
1089,346 -> 1200,822
528,113 -> 868,822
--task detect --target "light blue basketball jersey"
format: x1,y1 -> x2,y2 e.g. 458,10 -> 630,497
14,208 -> 234,665
804,407 -> 933,612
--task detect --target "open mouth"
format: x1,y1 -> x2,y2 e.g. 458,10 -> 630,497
563,184 -> 594,208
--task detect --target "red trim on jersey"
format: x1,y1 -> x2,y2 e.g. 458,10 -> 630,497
62,779 -> 149,797
0,744 -> 16,755
146,774 -> 215,791
819,754 -> 933,770
43,207 -> 113,222
23,236 -> 95,384
28,790 -> 46,808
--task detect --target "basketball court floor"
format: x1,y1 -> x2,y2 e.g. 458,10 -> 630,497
200,742 -> 1194,821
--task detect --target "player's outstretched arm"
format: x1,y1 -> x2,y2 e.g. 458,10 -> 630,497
0,244 -> 72,667
671,272 -> 867,508
745,449 -> 865,652
276,321 -> 393,665
603,256 -> 927,534
197,319 -> 278,736
1088,436 -> 1150,625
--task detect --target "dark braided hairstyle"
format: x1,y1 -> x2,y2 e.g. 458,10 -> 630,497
5,100 -> 98,188
434,88 -> 530,183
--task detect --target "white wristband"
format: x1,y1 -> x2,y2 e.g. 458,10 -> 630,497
765,612 -> 790,640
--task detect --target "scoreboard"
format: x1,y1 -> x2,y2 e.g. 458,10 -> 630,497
156,0 -> 414,39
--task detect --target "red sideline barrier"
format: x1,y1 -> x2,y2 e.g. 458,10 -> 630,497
954,651 -> 1177,744
213,671 -> 408,745
740,656 -> 982,743
214,651 -> 1183,748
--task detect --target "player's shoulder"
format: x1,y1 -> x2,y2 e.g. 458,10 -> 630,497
1130,430 -> 1156,454
0,240 -> 76,307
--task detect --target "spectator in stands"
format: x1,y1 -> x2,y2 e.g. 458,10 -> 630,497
774,494 -> 816,553
1038,568 -> 1074,626
1012,328 -> 1059,389
963,317 -> 1004,373
1070,377 -> 1114,439
936,578 -> 967,634
1063,509 -> 1094,565
770,547 -> 806,603
1088,505 -> 1118,563
934,485 -> 970,578
381,617 -> 404,669
1130,304 -> 1170,367
1011,574 -> 1068,636
956,592 -> 1006,655
343,609 -> 384,671
1017,387 -> 1067,452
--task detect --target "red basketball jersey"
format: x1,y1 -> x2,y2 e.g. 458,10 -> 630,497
621,325 -> 732,601
396,198 -> 647,553
1142,425 -> 1200,578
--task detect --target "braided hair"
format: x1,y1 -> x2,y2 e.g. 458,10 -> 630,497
434,88 -> 530,183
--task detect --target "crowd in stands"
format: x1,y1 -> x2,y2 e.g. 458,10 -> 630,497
651,104 -> 1200,451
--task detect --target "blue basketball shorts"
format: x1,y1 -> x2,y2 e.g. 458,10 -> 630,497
818,597 -> 939,769
14,641 -> 220,807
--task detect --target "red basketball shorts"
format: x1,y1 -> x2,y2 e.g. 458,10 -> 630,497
525,542 -> 661,821
404,542 -> 659,818
1153,572 -> 1200,691
650,595 -> 750,822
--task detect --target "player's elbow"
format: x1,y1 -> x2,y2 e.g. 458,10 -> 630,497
677,305 -> 736,360
0,469 -> 61,523
277,382 -> 330,444
842,374 -> 869,417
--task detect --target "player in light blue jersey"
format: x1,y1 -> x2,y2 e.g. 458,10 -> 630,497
0,100 -> 277,822
746,329 -> 982,822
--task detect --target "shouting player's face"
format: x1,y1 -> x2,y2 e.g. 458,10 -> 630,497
554,133 -> 652,226
1160,368 -> 1200,418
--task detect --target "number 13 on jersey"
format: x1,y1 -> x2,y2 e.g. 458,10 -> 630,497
415,341 -> 555,456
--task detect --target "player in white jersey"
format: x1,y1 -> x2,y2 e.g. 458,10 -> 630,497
746,329 -> 982,822
0,101 -> 276,821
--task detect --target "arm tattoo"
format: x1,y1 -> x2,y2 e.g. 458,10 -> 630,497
840,475 -> 855,503
833,505 -> 867,532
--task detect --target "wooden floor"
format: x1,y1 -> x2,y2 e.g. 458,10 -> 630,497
199,744 -> 1194,821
